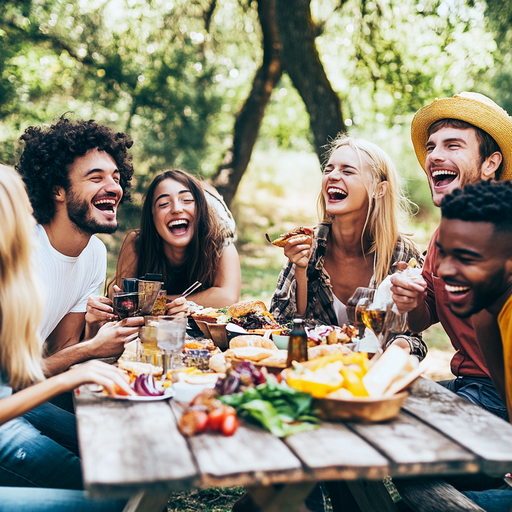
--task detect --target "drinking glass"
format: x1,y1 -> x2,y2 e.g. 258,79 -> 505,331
157,315 -> 187,375
347,287 -> 376,338
140,324 -> 162,366
113,291 -> 140,319
356,298 -> 407,354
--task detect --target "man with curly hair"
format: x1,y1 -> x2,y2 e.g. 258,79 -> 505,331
17,116 -> 141,377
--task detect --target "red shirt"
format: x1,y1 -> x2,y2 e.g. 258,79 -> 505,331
423,228 -> 490,378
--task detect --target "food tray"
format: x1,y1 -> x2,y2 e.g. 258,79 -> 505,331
313,391 -> 408,422
193,320 -> 228,350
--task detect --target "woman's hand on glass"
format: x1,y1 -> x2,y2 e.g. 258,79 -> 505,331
283,237 -> 312,269
165,296 -> 189,316
62,360 -> 134,396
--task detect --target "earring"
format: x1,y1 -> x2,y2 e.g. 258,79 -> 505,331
372,192 -> 376,197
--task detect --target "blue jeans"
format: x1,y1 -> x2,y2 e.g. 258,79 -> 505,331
0,403 -> 82,489
438,376 -> 509,422
462,489 -> 512,512
0,487 -> 126,512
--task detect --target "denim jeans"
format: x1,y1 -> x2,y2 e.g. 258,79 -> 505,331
438,376 -> 509,422
0,404 -> 82,489
0,487 -> 126,512
462,489 -> 512,512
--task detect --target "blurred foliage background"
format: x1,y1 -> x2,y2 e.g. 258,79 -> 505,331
1,0 -> 511,322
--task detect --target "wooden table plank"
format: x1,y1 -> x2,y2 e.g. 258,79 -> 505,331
76,392 -> 197,497
403,378 -> 512,475
284,422 -> 390,481
349,410 -> 478,477
170,402 -> 304,488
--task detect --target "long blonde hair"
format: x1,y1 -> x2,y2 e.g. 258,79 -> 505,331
0,165 -> 45,389
318,135 -> 415,285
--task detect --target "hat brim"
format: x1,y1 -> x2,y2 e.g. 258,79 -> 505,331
411,96 -> 512,181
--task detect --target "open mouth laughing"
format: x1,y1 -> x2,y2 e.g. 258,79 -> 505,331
168,219 -> 190,236
327,186 -> 348,202
444,283 -> 471,305
93,196 -> 118,218
431,170 -> 458,189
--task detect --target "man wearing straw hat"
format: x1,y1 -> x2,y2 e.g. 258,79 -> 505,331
391,92 -> 512,421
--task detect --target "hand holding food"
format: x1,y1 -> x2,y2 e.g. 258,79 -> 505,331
66,360 -> 134,397
166,296 -> 189,316
390,260 -> 427,314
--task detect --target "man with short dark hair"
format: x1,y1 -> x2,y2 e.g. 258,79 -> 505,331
436,179 -> 512,512
437,180 -> 512,413
391,92 -> 512,419
17,116 -> 141,377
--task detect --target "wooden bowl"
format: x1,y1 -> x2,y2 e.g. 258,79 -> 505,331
192,320 -> 228,350
313,391 -> 408,423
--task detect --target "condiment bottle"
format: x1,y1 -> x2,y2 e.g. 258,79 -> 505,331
286,319 -> 308,367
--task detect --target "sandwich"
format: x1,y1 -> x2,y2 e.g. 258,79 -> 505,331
266,227 -> 314,248
227,300 -> 280,331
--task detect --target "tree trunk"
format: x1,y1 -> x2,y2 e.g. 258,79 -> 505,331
275,0 -> 345,164
211,0 -> 282,206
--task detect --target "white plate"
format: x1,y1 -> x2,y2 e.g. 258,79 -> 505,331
83,384 -> 174,401
110,390 -> 173,401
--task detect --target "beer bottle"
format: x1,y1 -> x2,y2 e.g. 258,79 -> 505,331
286,319 -> 308,367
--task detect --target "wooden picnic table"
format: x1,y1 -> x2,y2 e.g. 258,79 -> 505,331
74,377 -> 512,512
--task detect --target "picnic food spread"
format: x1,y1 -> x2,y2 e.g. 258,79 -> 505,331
101,295 -> 423,432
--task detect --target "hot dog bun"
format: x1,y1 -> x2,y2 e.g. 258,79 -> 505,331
271,227 -> 314,248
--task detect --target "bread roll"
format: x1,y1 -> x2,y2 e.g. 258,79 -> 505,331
118,360 -> 163,377
227,300 -> 267,318
257,350 -> 288,367
229,335 -> 277,350
228,346 -> 275,361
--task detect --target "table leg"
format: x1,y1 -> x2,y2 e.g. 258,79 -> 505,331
345,481 -> 399,512
122,491 -> 169,512
247,482 -> 316,512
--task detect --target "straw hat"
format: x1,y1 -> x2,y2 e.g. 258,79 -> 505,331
411,92 -> 512,181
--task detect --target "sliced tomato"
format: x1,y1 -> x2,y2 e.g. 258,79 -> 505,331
221,414 -> 238,436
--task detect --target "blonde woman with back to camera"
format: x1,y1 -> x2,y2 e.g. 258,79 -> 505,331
0,164 -> 130,511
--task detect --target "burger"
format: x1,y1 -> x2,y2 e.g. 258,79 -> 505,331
227,300 -> 280,332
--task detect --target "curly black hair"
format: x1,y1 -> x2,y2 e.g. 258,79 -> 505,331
441,179 -> 512,232
16,115 -> 134,224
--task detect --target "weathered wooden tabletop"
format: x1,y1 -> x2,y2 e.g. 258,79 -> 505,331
75,377 -> 512,512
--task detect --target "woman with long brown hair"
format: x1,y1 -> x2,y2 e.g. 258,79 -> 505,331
115,169 -> 241,310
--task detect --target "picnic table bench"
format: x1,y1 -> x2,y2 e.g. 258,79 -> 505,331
74,377 -> 512,512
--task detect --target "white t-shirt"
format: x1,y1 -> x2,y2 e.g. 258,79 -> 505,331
332,293 -> 349,326
34,224 -> 107,345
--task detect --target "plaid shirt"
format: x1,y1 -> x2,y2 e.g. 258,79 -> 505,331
270,223 -> 427,361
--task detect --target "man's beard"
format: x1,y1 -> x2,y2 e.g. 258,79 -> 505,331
66,190 -> 118,235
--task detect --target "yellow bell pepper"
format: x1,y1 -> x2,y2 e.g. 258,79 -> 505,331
340,367 -> 369,397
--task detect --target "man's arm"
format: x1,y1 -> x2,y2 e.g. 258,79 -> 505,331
43,312 -> 85,356
43,316 -> 142,376
472,309 -> 507,404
